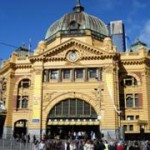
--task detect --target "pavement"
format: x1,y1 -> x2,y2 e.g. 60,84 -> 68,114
0,139 -> 33,150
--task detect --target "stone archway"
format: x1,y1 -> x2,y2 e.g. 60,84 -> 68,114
13,119 -> 28,138
46,98 -> 101,139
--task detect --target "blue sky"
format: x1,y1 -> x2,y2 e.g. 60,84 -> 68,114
0,0 -> 150,62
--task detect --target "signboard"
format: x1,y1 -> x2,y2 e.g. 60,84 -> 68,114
32,119 -> 40,123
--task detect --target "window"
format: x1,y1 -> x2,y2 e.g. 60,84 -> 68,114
126,94 -> 133,107
127,115 -> 134,120
63,69 -> 70,79
124,125 -> 127,131
50,70 -> 59,79
135,94 -> 140,107
125,93 -> 140,108
48,99 -> 97,119
69,21 -> 79,30
19,79 -> 30,88
89,68 -> 97,78
136,115 -> 139,120
76,69 -> 83,79
129,125 -> 133,131
16,96 -> 28,109
123,76 -> 137,86
22,96 -> 28,108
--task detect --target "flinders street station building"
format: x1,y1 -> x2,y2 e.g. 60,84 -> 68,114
0,1 -> 150,141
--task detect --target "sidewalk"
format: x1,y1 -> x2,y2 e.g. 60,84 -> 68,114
0,139 -> 33,150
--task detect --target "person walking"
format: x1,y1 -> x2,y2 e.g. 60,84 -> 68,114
38,140 -> 46,150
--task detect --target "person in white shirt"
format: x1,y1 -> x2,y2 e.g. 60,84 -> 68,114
38,140 -> 45,150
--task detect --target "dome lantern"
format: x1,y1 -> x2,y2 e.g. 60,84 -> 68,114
73,0 -> 84,13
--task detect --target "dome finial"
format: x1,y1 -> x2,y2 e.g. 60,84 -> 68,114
73,0 -> 84,13
77,0 -> 80,5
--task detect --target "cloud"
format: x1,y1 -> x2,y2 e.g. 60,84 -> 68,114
139,20 -> 150,47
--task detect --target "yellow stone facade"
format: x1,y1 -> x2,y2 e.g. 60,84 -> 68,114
0,3 -> 150,141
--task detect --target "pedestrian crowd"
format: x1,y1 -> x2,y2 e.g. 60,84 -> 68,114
13,133 -> 150,150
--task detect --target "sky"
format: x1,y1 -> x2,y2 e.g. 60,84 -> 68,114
0,0 -> 150,62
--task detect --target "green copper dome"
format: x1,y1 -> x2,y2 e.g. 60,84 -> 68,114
45,1 -> 108,40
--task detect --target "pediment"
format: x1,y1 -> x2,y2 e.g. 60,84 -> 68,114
30,39 -> 117,62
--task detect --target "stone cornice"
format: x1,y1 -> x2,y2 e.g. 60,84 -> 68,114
120,58 -> 147,65
0,63 -> 15,75
15,64 -> 32,69
30,39 -> 117,63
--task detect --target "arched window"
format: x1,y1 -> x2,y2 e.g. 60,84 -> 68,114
48,98 -> 97,119
17,78 -> 30,110
18,79 -> 31,88
122,75 -> 137,86
126,94 -> 133,107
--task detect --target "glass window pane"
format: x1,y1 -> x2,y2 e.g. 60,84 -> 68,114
22,99 -> 28,108
89,68 -> 97,78
126,94 -> 133,107
63,100 -> 68,115
84,102 -> 90,115
23,79 -> 30,88
91,107 -> 97,117
135,94 -> 139,107
63,69 -> 70,79
77,100 -> 83,115
56,103 -> 61,115
129,125 -> 133,131
51,70 -> 58,79
76,69 -> 83,78
49,108 -> 55,117
70,99 -> 76,115
22,96 -> 28,108
124,125 -> 127,131
48,99 -> 97,119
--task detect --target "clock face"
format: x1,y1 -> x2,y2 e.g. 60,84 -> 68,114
68,51 -> 78,61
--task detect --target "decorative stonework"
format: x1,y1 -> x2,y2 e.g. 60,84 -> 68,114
32,68 -> 43,75
30,39 -> 118,63
43,93 -> 52,102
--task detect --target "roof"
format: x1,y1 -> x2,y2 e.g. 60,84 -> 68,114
45,2 -> 108,41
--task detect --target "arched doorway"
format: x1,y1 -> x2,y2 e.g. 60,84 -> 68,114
46,98 -> 101,139
14,119 -> 28,138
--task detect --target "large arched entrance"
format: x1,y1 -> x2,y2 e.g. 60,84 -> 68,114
13,119 -> 28,138
46,98 -> 101,139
